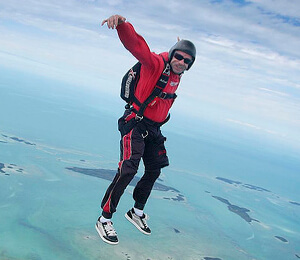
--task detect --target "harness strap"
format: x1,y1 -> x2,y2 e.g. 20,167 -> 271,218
130,107 -> 171,127
132,91 -> 176,108
158,92 -> 177,99
136,61 -> 171,118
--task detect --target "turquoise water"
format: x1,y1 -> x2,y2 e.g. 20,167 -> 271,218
0,68 -> 299,260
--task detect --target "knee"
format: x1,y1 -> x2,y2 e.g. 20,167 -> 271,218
145,168 -> 161,181
119,158 -> 140,174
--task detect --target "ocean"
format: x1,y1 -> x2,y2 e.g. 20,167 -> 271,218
0,67 -> 299,260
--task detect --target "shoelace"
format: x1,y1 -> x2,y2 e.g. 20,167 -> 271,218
104,222 -> 117,236
140,215 -> 149,228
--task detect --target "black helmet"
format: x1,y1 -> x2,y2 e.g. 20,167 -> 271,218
168,39 -> 196,70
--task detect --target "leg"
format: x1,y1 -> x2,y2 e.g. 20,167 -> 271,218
133,168 -> 161,210
133,128 -> 169,210
125,127 -> 169,235
101,127 -> 144,218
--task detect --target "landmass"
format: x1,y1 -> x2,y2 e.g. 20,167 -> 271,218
216,177 -> 271,192
216,177 -> 241,185
66,167 -> 180,193
274,236 -> 288,243
212,195 -> 258,223
173,228 -> 180,233
0,162 -> 25,175
1,134 -> 35,146
163,193 -> 185,202
242,183 -> 271,192
0,163 -> 5,173
289,201 -> 300,206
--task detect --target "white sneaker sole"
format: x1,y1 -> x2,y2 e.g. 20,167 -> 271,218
125,213 -> 151,235
95,223 -> 119,245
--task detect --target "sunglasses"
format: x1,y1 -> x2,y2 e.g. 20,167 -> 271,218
173,53 -> 193,65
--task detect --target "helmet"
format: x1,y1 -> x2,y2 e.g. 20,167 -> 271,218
168,39 -> 196,70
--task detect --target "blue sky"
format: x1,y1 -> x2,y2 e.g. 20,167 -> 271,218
0,0 -> 299,151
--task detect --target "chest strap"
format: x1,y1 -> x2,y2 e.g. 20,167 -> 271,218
135,62 -> 172,119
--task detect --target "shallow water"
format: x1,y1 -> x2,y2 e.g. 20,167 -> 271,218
0,69 -> 299,260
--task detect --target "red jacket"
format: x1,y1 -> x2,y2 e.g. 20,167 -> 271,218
117,22 -> 181,123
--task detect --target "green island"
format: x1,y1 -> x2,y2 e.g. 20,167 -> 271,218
212,195 -> 259,223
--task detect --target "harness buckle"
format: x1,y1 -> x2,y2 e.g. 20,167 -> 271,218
159,92 -> 167,99
135,114 -> 143,121
142,130 -> 148,139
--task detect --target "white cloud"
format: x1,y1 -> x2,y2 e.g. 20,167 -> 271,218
226,118 -> 266,131
259,88 -> 289,97
249,0 -> 300,18
0,0 -> 299,148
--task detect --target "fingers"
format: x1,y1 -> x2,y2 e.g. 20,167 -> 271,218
101,15 -> 116,29
101,15 -> 126,29
101,19 -> 108,26
101,18 -> 107,26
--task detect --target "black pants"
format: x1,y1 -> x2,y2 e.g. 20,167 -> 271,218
101,112 -> 169,219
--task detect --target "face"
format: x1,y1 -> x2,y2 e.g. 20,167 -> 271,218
170,50 -> 193,74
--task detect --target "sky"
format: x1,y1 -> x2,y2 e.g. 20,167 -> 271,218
0,0 -> 299,151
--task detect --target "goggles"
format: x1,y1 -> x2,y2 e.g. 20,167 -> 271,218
173,53 -> 193,65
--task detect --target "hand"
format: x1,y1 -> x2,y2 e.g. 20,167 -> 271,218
101,15 -> 126,29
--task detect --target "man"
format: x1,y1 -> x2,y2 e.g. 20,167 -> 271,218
96,14 -> 196,245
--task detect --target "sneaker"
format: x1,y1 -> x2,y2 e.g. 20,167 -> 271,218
95,217 -> 119,245
125,208 -> 151,235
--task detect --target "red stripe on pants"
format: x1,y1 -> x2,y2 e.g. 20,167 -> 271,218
102,130 -> 133,215
118,130 -> 133,170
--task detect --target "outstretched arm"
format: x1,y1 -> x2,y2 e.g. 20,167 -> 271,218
101,14 -> 159,68
101,14 -> 126,29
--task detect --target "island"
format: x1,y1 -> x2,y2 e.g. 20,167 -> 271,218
171,194 -> 185,201
1,134 -> 35,146
66,167 -> 180,193
0,163 -> 25,175
289,201 -> 300,206
203,257 -> 222,260
242,183 -> 271,192
216,177 -> 271,193
173,228 -> 180,233
0,163 -> 5,173
274,236 -> 288,243
212,196 -> 258,223
216,177 -> 242,185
